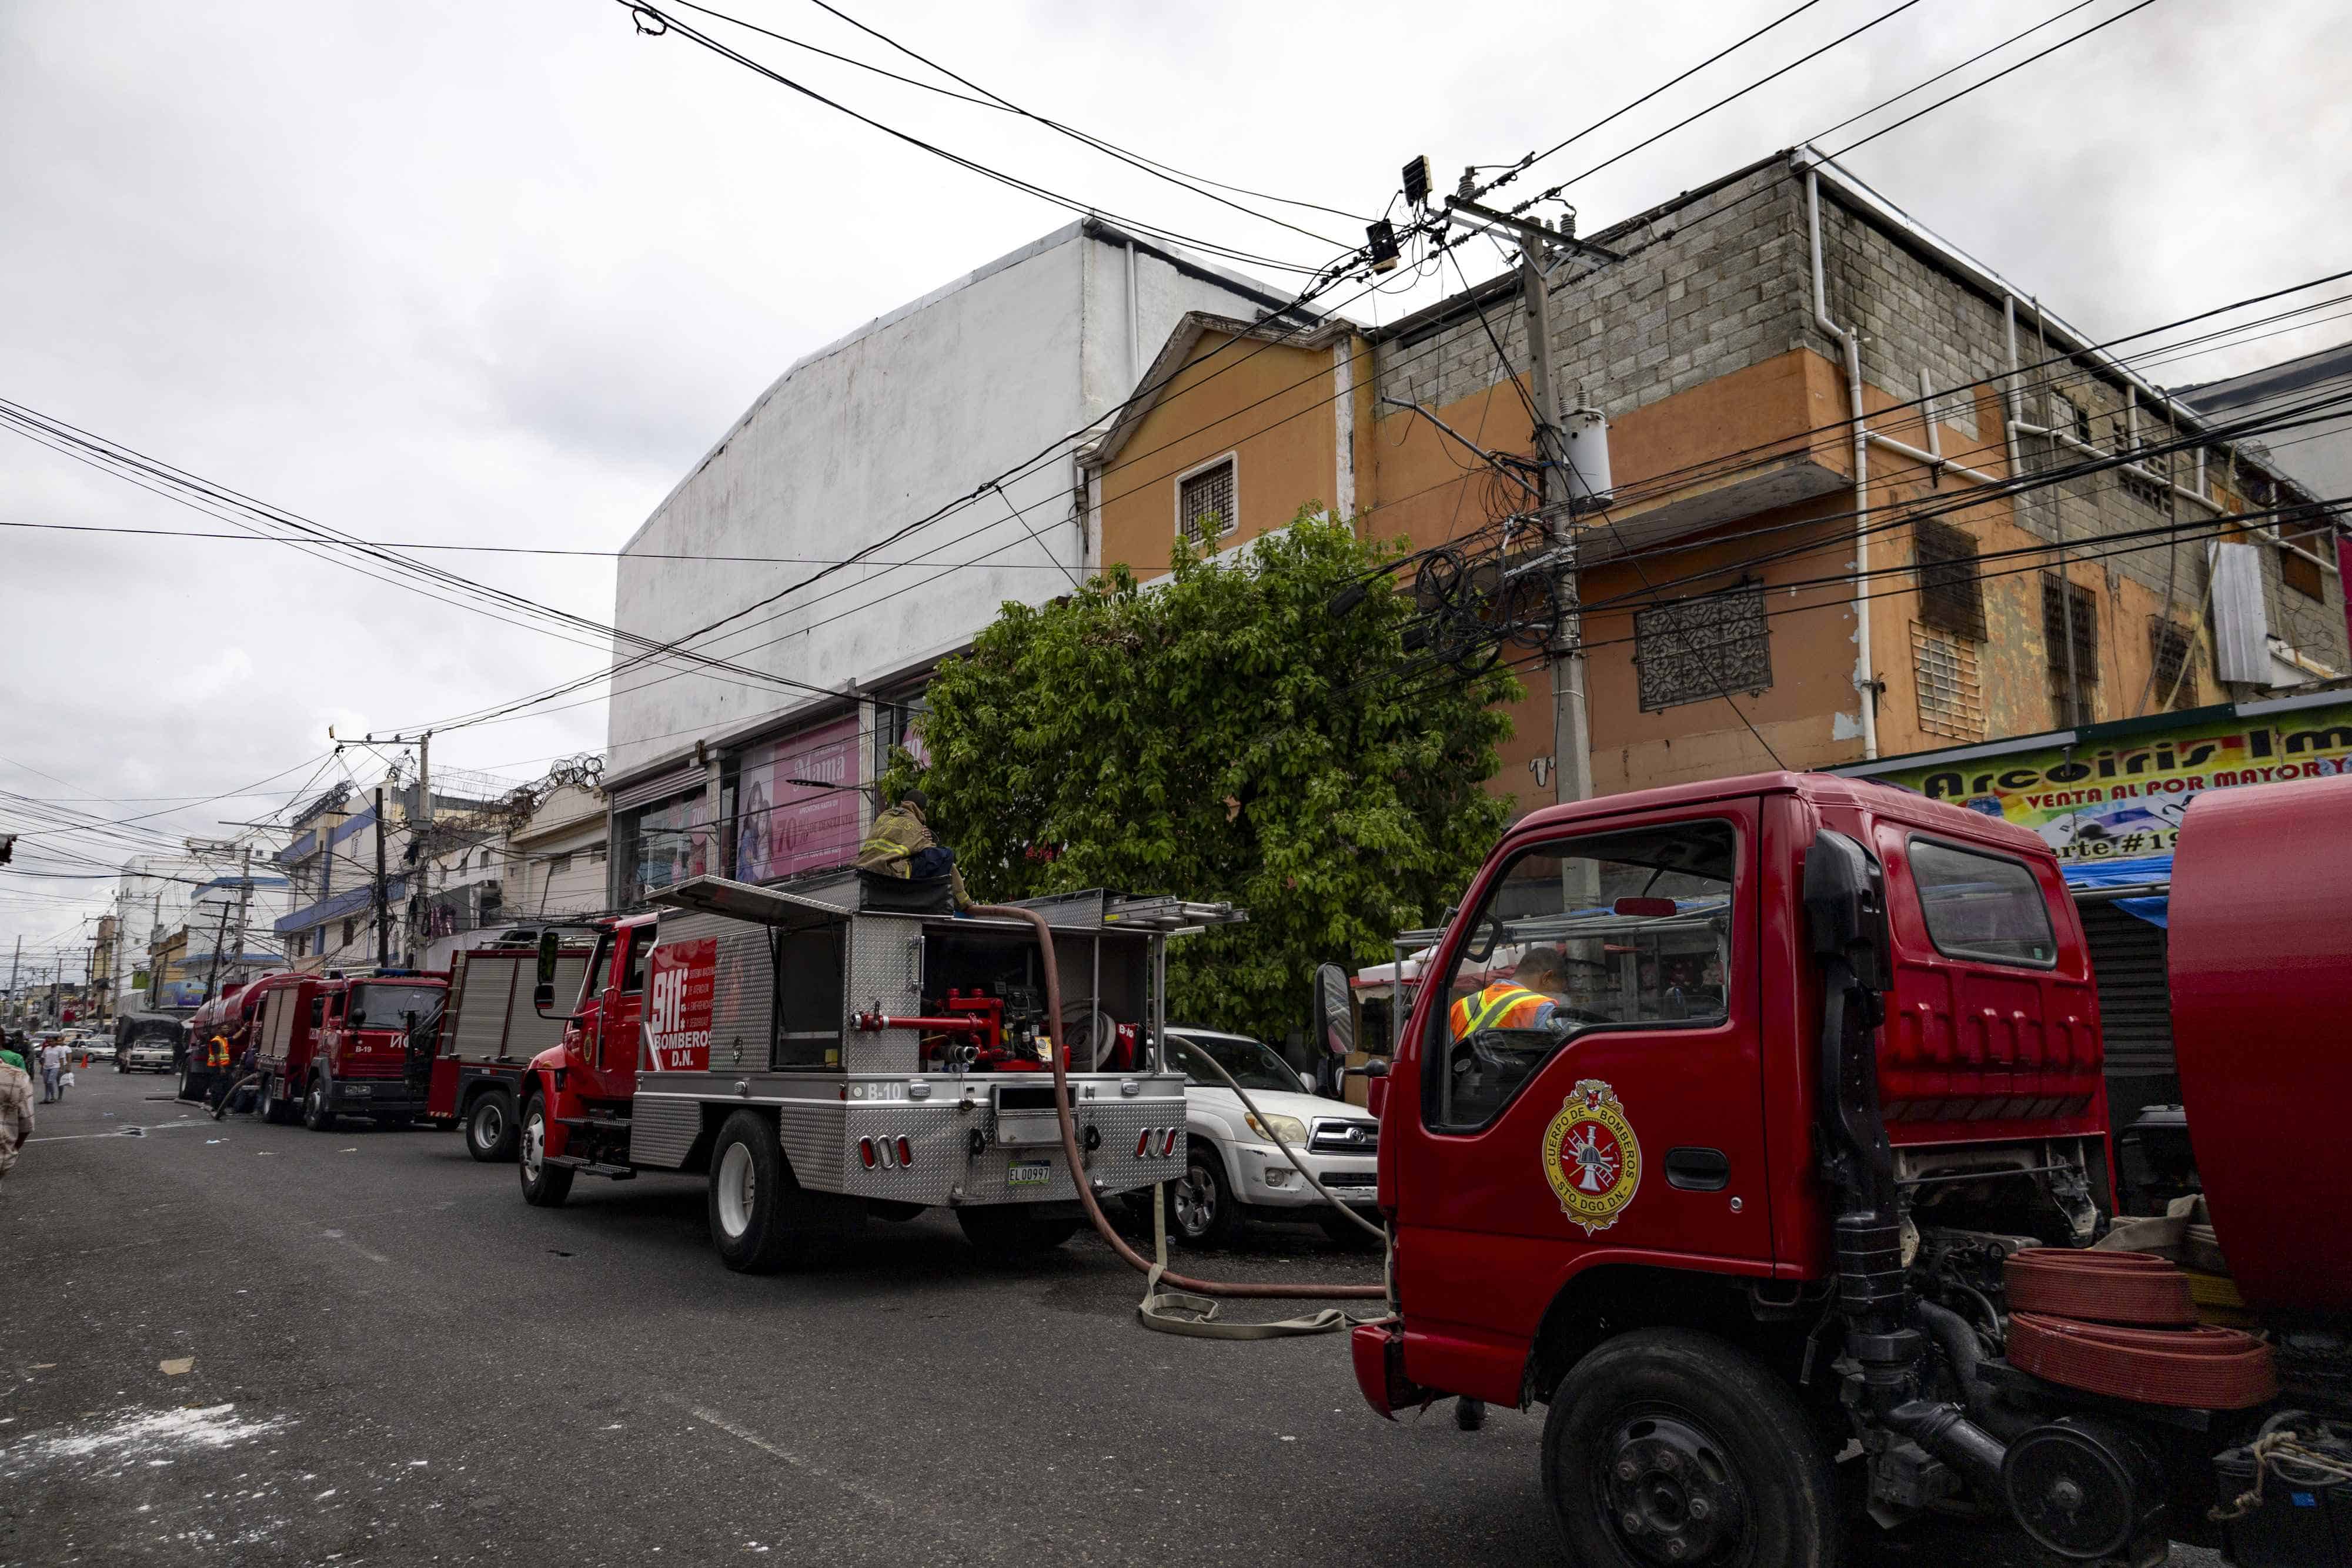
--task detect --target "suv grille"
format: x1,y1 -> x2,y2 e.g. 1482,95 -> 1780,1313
1308,1118 -> 1379,1155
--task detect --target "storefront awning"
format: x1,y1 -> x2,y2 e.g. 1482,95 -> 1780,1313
2062,852 -> 2171,928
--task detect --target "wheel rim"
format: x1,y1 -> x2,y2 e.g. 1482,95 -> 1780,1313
475,1100 -> 506,1149
1173,1165 -> 1217,1238
308,1084 -> 322,1117
716,1144 -> 756,1239
522,1108 -> 544,1179
1592,1409 -> 1750,1567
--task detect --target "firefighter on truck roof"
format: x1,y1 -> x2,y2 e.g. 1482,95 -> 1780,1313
854,787 -> 971,911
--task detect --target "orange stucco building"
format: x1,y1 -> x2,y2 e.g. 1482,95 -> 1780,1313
1080,151 -> 2344,823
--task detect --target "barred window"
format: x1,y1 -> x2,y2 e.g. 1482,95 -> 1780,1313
1912,519 -> 1986,640
1912,624 -> 1986,740
1635,582 -> 1772,713
2043,575 -> 2099,727
1178,459 -> 1237,544
2148,619 -> 2197,711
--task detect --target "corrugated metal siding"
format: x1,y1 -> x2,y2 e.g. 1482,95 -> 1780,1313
2080,903 -> 2174,1076
501,951 -> 587,1061
448,952 -> 517,1061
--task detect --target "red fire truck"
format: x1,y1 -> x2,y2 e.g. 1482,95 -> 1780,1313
416,942 -> 593,1161
511,874 -> 1223,1268
1354,770 -> 2349,1567
246,970 -> 445,1130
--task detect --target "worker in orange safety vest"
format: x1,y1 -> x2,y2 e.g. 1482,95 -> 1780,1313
1448,947 -> 1573,1040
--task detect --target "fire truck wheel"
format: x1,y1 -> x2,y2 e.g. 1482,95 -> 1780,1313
709,1110 -> 801,1272
519,1095 -> 574,1206
956,1206 -> 1079,1259
465,1091 -> 520,1162
1541,1328 -> 1840,1568
260,1077 -> 296,1125
1165,1146 -> 1238,1249
176,1066 -> 196,1102
302,1077 -> 338,1132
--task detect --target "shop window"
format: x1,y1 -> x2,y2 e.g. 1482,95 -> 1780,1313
1912,518 -> 1986,640
1633,581 -> 1772,713
1907,838 -> 2056,968
2042,575 -> 2099,727
1424,820 -> 1736,1132
1912,624 -> 1986,740
2147,619 -> 2198,711
1177,457 -> 1237,544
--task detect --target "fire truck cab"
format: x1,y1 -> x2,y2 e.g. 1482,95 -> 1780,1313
1358,770 -> 2348,1568
515,872 -> 1230,1270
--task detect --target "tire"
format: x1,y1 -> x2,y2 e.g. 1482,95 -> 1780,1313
518,1094 -> 574,1208
1165,1144 -> 1239,1249
706,1108 -> 799,1273
465,1091 -> 520,1163
1318,1209 -> 1384,1252
301,1076 -> 337,1132
176,1066 -> 196,1102
260,1077 -> 296,1125
957,1206 -> 1080,1259
1540,1328 -> 1841,1568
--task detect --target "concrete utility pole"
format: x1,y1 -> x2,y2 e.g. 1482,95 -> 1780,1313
374,787 -> 390,970
413,733 -> 432,969
9,935 -> 19,998
1444,190 -> 1612,810
228,843 -> 254,988
203,900 -> 232,1001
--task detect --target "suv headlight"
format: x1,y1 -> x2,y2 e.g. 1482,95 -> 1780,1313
1244,1112 -> 1307,1146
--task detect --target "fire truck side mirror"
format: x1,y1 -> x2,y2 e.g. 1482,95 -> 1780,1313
1311,962 -> 1354,1058
1802,829 -> 1890,993
532,930 -> 562,1016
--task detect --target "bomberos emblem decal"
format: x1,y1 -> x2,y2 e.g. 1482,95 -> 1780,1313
1542,1079 -> 1642,1235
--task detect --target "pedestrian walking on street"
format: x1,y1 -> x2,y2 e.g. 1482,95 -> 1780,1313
0,1051 -> 32,1184
39,1036 -> 65,1104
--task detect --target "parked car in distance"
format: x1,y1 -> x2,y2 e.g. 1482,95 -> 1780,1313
1162,1027 -> 1381,1249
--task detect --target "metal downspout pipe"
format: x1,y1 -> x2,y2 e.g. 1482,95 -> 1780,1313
1808,163 -> 1879,761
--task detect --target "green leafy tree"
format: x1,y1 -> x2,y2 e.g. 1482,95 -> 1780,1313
885,510 -> 1517,1047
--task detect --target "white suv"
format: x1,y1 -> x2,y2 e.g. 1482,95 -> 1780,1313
1162,1027 -> 1380,1249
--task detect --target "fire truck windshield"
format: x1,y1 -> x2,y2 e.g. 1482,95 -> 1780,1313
349,983 -> 442,1027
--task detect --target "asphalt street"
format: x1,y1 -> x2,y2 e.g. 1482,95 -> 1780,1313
3,1066 -> 2220,1567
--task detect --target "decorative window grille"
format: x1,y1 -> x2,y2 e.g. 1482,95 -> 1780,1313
1178,460 -> 1237,544
2043,575 -> 2100,726
1912,624 -> 1986,740
1633,581 -> 1772,713
2148,619 -> 2198,710
1912,519 -> 1986,641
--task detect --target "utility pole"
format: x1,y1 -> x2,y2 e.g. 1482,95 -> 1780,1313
1442,189 -> 1615,811
8,935 -> 19,998
413,732 -> 431,971
228,842 -> 254,988
203,900 -> 232,1001
374,786 -> 390,970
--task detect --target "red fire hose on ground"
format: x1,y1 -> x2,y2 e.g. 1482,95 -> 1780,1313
973,905 -> 1387,1338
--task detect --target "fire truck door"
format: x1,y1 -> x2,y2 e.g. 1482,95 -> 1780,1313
1397,801 -> 1773,1359
596,924 -> 650,1076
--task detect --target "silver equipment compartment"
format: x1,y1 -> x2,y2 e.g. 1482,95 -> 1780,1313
624,875 -> 1239,1210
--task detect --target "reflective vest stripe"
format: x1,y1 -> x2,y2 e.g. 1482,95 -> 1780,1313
1452,985 -> 1548,1037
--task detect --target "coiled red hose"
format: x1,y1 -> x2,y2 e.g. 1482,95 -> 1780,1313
975,904 -> 1385,1302
2009,1313 -> 2277,1409
2005,1248 -> 2196,1326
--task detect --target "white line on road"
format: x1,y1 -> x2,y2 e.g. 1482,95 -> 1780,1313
673,1399 -> 898,1511
318,1229 -> 389,1265
28,1119 -> 214,1143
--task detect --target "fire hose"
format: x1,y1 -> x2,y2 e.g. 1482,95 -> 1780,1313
971,904 -> 1388,1337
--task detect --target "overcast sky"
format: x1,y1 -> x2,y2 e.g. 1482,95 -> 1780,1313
4,0 -> 2348,978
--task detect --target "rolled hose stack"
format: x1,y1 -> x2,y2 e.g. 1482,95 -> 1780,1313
2003,1249 -> 2276,1410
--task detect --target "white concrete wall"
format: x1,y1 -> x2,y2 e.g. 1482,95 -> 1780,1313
607,222 -> 1287,776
